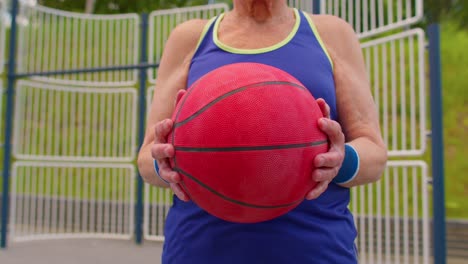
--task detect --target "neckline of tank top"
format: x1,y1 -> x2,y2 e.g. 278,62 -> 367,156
212,8 -> 301,55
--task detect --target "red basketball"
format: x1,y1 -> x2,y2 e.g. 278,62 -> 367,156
168,62 -> 329,223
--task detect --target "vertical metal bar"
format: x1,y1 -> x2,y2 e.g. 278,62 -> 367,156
427,23 -> 447,264
135,13 -> 149,245
1,0 -> 20,249
313,0 -> 321,14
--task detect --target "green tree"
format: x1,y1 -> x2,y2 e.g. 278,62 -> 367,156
37,0 -> 211,14
425,0 -> 467,28
36,0 -> 86,12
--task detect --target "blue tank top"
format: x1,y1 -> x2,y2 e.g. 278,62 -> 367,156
162,9 -> 358,264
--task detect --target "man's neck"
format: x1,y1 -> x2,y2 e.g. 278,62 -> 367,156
231,0 -> 289,23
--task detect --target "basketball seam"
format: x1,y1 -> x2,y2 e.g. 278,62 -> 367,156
174,167 -> 304,209
174,140 -> 328,152
174,81 -> 307,128
171,77 -> 202,169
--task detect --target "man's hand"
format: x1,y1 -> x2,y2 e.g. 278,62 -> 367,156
151,90 -> 190,201
305,98 -> 345,200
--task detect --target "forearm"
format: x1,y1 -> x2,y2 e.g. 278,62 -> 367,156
338,137 -> 387,188
137,144 -> 170,188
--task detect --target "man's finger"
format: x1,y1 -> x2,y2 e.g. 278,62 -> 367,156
305,181 -> 329,200
151,143 -> 174,160
154,119 -> 173,144
312,167 -> 340,182
319,118 -> 344,145
154,156 -> 180,182
316,98 -> 331,119
159,166 -> 181,183
171,183 -> 190,201
314,151 -> 344,168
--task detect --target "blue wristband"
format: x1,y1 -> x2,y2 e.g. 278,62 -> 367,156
333,144 -> 360,185
153,159 -> 170,185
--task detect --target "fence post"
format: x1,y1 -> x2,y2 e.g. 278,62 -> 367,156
135,13 -> 149,245
427,23 -> 447,264
1,0 -> 19,249
313,0 -> 321,14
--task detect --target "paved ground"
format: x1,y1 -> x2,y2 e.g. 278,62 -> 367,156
0,239 -> 163,264
1,239 -> 467,264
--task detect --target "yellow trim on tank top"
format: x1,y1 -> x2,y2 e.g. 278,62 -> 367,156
194,16 -> 218,53
302,11 -> 334,70
213,8 -> 301,54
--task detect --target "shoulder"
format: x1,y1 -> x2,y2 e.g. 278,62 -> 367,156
164,19 -> 212,56
169,19 -> 211,43
156,18 -> 213,77
160,18 -> 214,67
304,13 -> 360,57
306,14 -> 355,33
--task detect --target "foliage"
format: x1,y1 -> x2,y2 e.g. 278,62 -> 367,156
425,0 -> 468,29
437,20 -> 468,218
424,0 -> 452,23
36,0 -> 211,14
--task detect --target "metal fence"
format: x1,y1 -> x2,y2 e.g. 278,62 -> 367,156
16,4 -> 141,86
321,0 -> 424,39
0,0 -> 449,263
361,29 -> 427,157
0,0 -> 230,246
12,81 -> 138,162
10,162 -> 136,242
351,161 -> 430,263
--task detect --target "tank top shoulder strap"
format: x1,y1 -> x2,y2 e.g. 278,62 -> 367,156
191,16 -> 218,59
296,10 -> 334,69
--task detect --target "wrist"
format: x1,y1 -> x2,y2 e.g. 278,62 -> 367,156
332,144 -> 360,185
